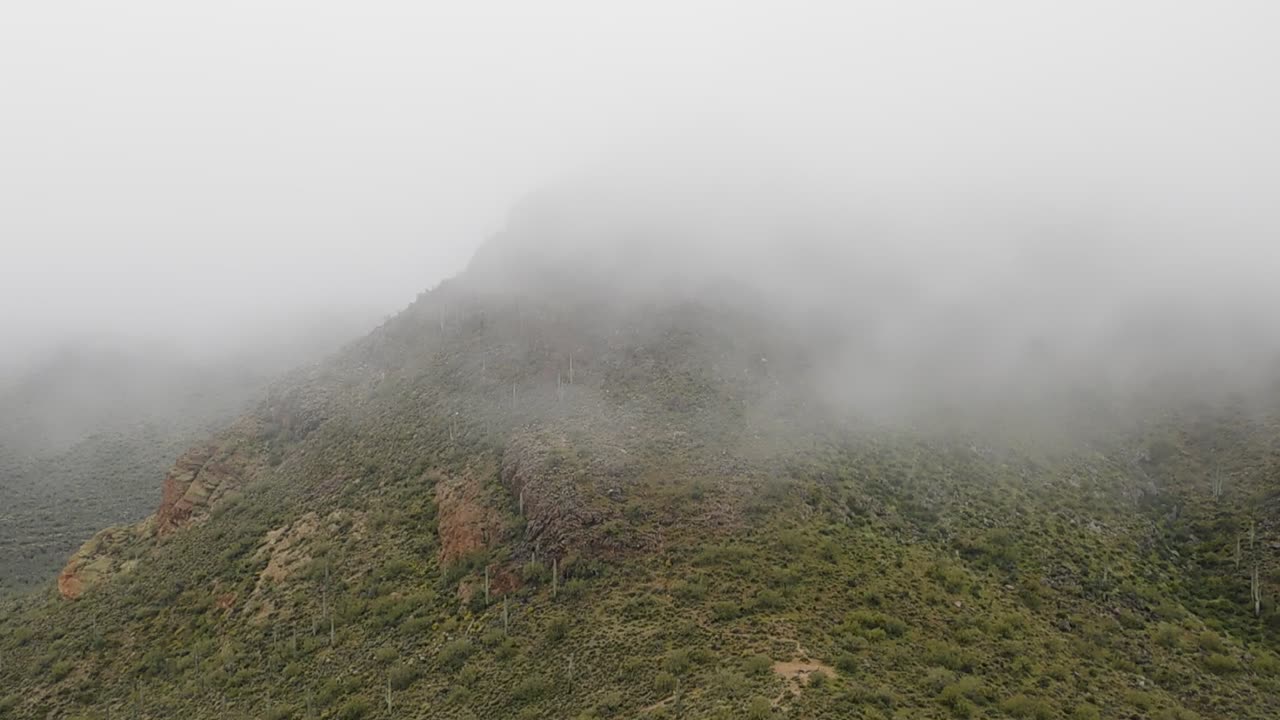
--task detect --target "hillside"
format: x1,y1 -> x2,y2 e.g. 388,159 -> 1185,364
1,202 -> 1278,720
0,320 -> 374,597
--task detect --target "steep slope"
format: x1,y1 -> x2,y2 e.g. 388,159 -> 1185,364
1,207 -> 1278,720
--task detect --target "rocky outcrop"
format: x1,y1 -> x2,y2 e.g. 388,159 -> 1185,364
433,464 -> 507,566
56,418 -> 267,599
155,419 -> 266,535
501,427 -> 657,557
56,524 -> 144,599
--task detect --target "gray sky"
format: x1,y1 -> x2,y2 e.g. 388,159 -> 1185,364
2,1 -> 1277,357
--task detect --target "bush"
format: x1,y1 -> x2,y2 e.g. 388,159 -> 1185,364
1000,694 -> 1053,719
1154,623 -> 1184,649
711,601 -> 740,621
389,662 -> 418,690
336,698 -> 371,720
440,639 -> 473,670
512,675 -> 549,703
1203,653 -> 1239,674
925,640 -> 975,673
546,615 -> 570,643
1253,653 -> 1280,676
654,670 -> 677,693
1197,631 -> 1226,653
939,677 -> 989,709
665,649 -> 692,675
746,696 -> 773,719
596,691 -> 624,716
744,654 -> 772,676
1072,704 -> 1101,720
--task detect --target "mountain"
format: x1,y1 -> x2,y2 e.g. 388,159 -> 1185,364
0,192 -> 1277,719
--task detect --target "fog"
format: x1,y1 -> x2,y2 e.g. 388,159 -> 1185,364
3,1 -> 1278,402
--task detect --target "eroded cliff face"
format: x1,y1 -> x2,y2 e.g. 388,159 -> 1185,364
154,421 -> 265,535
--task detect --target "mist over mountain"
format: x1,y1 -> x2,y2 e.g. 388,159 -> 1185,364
3,2 -> 1280,718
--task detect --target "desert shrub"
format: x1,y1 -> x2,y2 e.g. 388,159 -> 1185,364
512,674 -> 549,703
1072,704 -> 1101,720
546,615 -> 570,643
922,667 -> 957,694
1152,708 -> 1201,720
673,579 -> 707,602
744,654 -> 772,675
710,669 -> 748,699
1124,690 -> 1156,711
711,601 -> 741,621
1197,631 -> 1226,653
596,690 -> 624,715
563,578 -> 589,600
664,649 -> 692,675
389,662 -> 418,690
654,670 -> 677,693
1253,652 -> 1280,676
1154,622 -> 1184,649
928,562 -> 970,593
939,676 -> 989,709
440,639 -> 473,670
746,696 -> 773,719
1203,653 -> 1239,674
1000,694 -> 1053,719
336,698 -> 371,720
925,640 -> 975,672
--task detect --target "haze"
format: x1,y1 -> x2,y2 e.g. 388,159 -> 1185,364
2,1 -> 1278,380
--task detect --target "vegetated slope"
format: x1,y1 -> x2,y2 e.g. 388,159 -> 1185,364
0,321 -> 373,597
1,223 -> 1278,720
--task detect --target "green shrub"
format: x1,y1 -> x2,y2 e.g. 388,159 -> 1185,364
654,670 -> 677,693
939,676 -> 989,709
512,674 -> 549,703
1154,622 -> 1184,649
336,698 -> 371,720
546,615 -> 570,643
1072,704 -> 1101,720
1000,694 -> 1053,719
1203,653 -> 1239,674
440,639 -> 473,670
1197,631 -> 1226,653
744,654 -> 772,676
596,690 -> 624,715
664,649 -> 692,675
389,661 -> 418,690
746,696 -> 773,719
711,601 -> 741,621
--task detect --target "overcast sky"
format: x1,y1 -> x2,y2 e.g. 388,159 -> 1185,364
2,1 -> 1277,357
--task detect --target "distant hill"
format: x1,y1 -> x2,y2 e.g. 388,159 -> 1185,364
0,192 -> 1277,719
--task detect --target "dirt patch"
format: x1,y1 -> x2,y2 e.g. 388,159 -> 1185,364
773,658 -> 837,692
